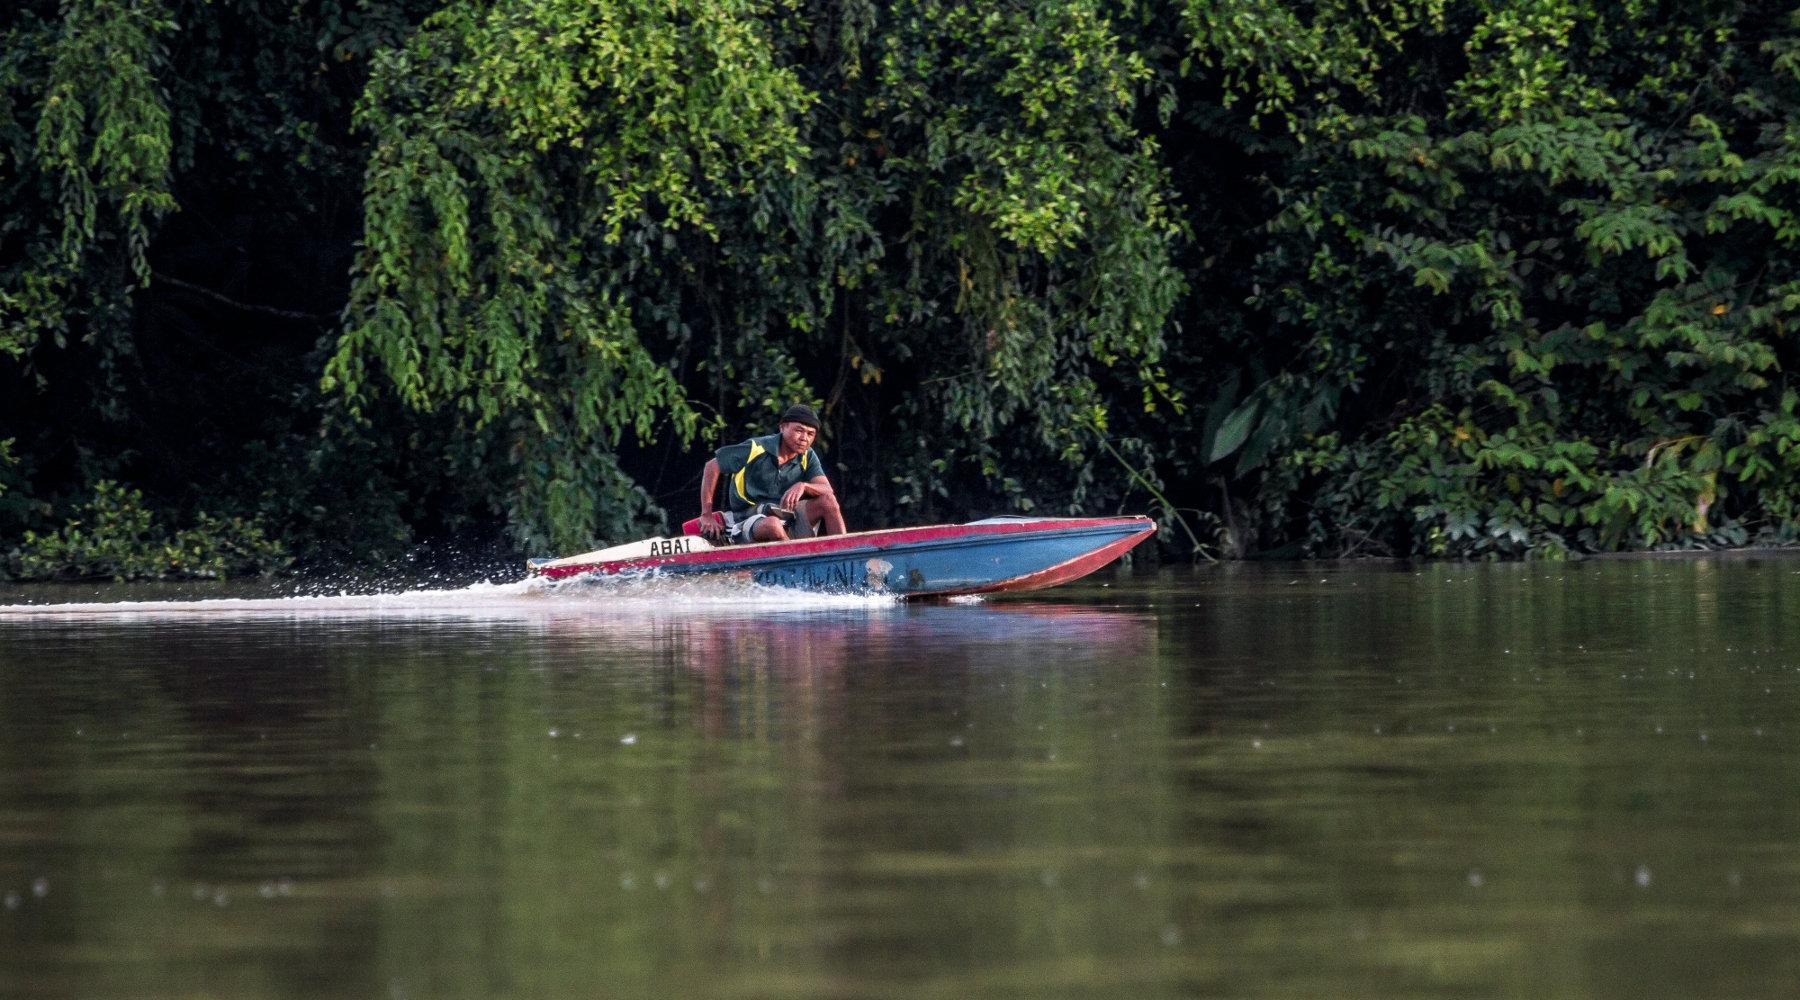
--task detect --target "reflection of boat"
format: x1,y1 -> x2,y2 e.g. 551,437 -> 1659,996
556,603 -> 1157,679
527,516 -> 1156,598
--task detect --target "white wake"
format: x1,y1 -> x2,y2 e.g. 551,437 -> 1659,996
0,573 -> 900,621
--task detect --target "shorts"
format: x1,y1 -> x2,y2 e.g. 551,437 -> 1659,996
721,503 -> 815,544
720,509 -> 767,544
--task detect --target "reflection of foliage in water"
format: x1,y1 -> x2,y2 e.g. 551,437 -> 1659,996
9,567 -> 1800,995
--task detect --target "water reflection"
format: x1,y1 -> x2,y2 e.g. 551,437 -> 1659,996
8,563 -> 1800,997
1,589 -> 1165,999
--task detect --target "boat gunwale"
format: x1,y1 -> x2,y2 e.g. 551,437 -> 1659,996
531,516 -> 1154,580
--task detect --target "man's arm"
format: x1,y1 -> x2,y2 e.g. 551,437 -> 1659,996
699,459 -> 724,539
700,459 -> 721,515
780,474 -> 832,511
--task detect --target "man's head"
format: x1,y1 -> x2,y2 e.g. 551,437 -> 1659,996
778,403 -> 820,453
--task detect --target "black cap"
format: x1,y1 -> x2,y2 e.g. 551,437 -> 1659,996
779,403 -> 820,430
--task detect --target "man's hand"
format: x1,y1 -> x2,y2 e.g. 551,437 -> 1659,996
698,512 -> 724,541
780,482 -> 812,510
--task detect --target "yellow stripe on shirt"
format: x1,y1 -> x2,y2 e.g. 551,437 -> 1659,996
733,439 -> 766,504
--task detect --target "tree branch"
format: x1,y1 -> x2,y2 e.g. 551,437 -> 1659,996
153,271 -> 336,322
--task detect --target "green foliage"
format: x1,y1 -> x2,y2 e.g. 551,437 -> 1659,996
1179,0 -> 1446,132
325,0 -> 818,551
325,0 -> 1185,548
16,0 -> 1800,568
823,0 -> 1185,520
1178,0 -> 1800,558
1,0 -> 176,361
10,481 -> 291,581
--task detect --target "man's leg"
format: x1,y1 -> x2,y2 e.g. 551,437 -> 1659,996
796,494 -> 847,536
721,512 -> 749,544
750,516 -> 789,542
790,507 -> 816,539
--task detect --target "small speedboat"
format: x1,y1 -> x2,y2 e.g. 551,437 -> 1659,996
527,515 -> 1156,598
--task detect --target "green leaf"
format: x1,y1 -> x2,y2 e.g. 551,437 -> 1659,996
1209,398 -> 1262,464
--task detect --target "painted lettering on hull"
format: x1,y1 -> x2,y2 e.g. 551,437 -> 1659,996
754,558 -> 902,593
648,538 -> 693,557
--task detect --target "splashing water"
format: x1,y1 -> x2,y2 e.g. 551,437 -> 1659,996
0,572 -> 900,622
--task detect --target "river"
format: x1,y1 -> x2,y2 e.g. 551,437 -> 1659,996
3,559 -> 1799,998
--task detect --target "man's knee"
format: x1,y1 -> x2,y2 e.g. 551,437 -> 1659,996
811,492 -> 840,512
756,519 -> 788,541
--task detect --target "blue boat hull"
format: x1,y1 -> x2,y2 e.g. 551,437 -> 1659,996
691,520 -> 1149,595
531,516 -> 1157,598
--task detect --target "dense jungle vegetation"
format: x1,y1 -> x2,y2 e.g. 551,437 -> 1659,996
7,0 -> 1800,578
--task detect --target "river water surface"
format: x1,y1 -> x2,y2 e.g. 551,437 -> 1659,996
3,560 -> 1800,998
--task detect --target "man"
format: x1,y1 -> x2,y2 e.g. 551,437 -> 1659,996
699,404 -> 848,543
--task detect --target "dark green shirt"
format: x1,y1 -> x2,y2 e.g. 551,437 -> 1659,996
715,434 -> 827,514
